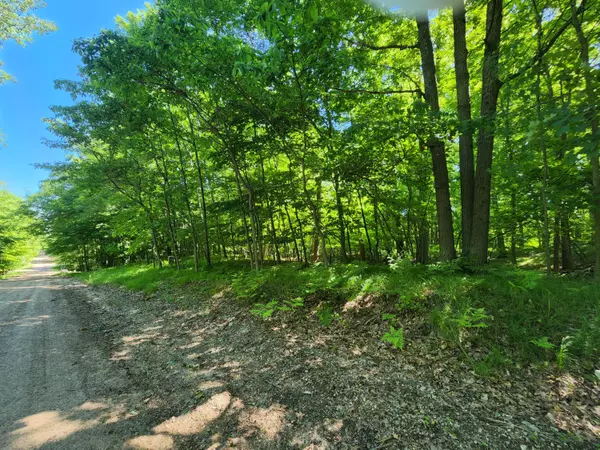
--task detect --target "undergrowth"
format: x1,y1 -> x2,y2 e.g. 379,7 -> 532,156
73,259 -> 600,375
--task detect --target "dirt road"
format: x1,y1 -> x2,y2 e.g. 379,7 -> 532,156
0,256 -> 150,450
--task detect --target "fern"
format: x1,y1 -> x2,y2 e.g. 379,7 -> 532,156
557,336 -> 573,369
382,326 -> 404,350
250,300 -> 279,319
530,336 -> 555,350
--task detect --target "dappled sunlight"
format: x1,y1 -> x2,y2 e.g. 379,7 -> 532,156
110,348 -> 131,361
202,346 -> 226,356
9,410 -> 98,449
153,391 -> 231,436
122,332 -> 161,347
197,380 -> 225,390
0,285 -> 56,290
178,339 -> 204,350
110,331 -> 164,361
5,400 -> 140,449
77,401 -> 108,411
554,373 -> 577,399
323,418 -> 344,434
546,373 -> 600,439
305,357 -> 323,367
238,404 -> 287,439
125,434 -> 175,450
0,315 -> 50,327
343,293 -> 376,312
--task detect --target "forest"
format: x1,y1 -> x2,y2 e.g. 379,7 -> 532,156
0,187 -> 39,275
22,0 -> 600,373
31,0 -> 599,274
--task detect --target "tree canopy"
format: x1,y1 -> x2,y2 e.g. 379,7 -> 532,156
33,0 -> 599,276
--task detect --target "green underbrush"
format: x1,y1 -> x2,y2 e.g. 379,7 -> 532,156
74,259 -> 600,375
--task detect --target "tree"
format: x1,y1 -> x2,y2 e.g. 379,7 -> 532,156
0,0 -> 56,84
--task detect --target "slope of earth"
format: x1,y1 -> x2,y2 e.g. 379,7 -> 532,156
40,276 -> 597,449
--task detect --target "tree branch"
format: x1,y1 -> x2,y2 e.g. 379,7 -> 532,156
503,2 -> 585,84
330,87 -> 424,98
345,39 -> 419,51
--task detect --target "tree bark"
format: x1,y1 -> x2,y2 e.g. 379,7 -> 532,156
171,110 -> 199,272
470,0 -> 503,265
187,113 -> 212,266
334,174 -> 348,263
570,0 -> 600,278
453,3 -> 475,257
417,17 -> 456,262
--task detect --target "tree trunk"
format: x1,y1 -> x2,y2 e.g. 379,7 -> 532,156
553,213 -> 561,273
453,3 -> 475,257
284,204 -> 301,262
294,209 -> 309,263
358,189 -> 373,259
570,0 -> 600,279
532,6 -> 552,274
417,17 -> 456,262
416,220 -> 429,264
561,213 -> 573,270
171,110 -> 199,272
470,0 -> 503,265
334,174 -> 348,263
187,114 -> 212,267
152,151 -> 181,271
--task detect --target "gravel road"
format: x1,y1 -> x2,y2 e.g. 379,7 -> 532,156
0,256 -> 147,450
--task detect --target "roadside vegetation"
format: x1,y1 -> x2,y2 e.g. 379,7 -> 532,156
0,187 -> 40,276
74,257 -> 600,378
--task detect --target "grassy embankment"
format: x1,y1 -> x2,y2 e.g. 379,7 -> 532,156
73,259 -> 600,376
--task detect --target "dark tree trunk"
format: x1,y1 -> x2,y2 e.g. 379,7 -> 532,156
570,0 -> 600,279
284,204 -> 301,262
417,17 -> 456,262
553,214 -> 561,273
171,110 -> 199,272
334,174 -> 348,263
187,114 -> 212,266
358,189 -> 373,259
294,209 -> 309,264
453,3 -> 475,257
359,240 -> 366,261
470,0 -> 503,265
416,220 -> 429,265
561,214 -> 573,270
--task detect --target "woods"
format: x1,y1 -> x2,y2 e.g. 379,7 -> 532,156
0,187 -> 39,275
27,0 -> 598,275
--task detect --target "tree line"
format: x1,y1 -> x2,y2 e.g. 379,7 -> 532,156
31,0 -> 599,275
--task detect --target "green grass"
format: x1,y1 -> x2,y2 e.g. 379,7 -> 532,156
74,259 -> 600,373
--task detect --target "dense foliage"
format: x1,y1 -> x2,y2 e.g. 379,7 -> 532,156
33,0 -> 599,275
77,259 -> 600,371
0,187 -> 40,275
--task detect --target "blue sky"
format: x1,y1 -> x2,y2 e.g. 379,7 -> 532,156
0,0 -> 149,198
